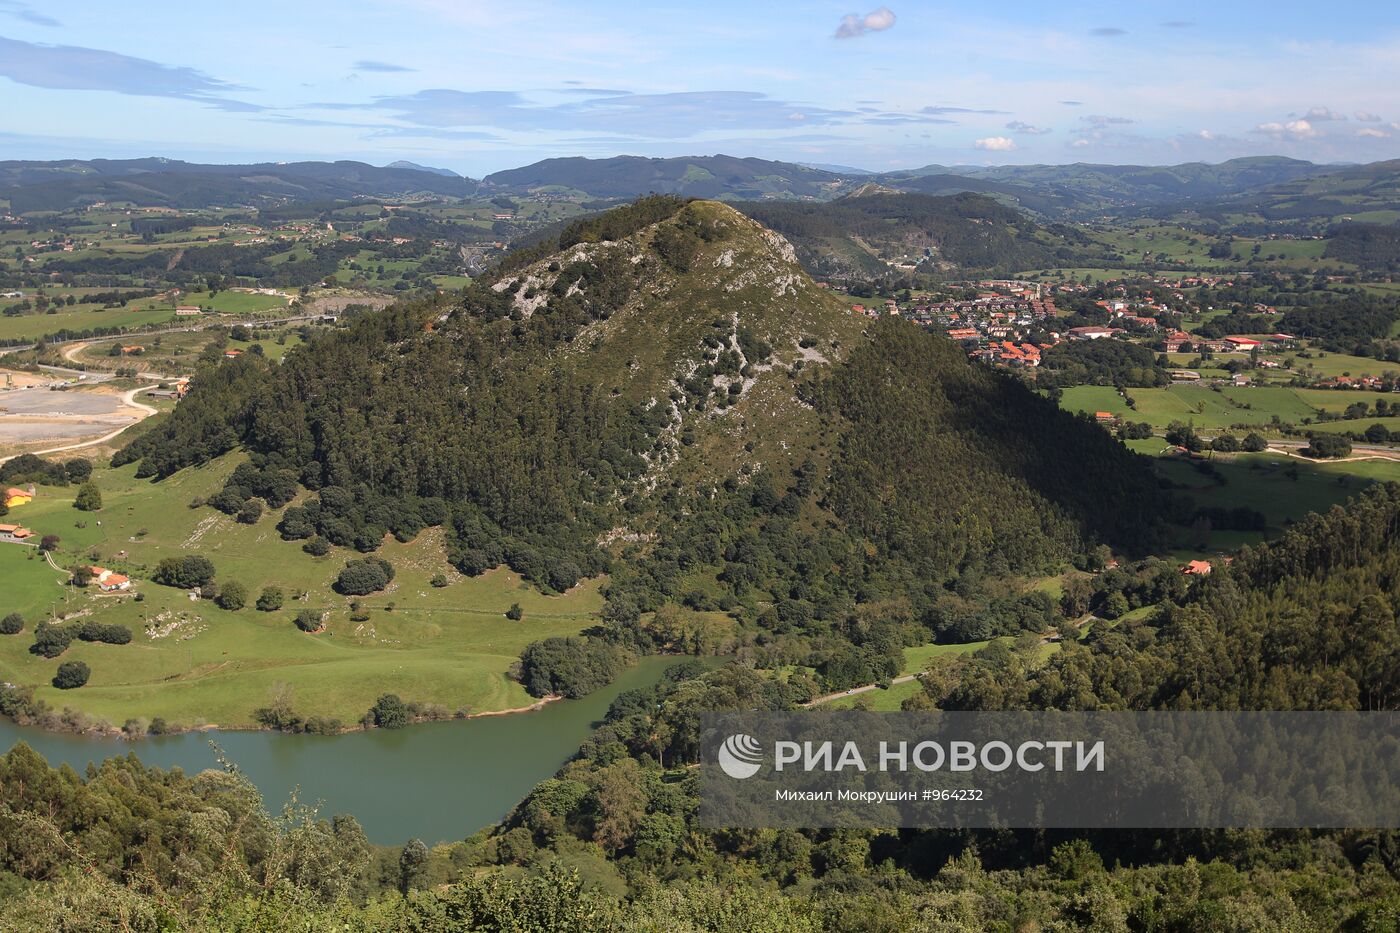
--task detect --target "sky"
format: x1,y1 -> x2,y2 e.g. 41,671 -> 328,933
1,0 -> 1399,176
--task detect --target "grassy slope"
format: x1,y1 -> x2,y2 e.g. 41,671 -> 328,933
0,456 -> 603,728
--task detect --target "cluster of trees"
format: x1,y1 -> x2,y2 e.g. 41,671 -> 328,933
151,554 -> 216,590
333,558 -> 395,596
277,485 -> 447,552
0,453 -> 91,488
1039,338 -> 1168,388
27,618 -> 131,659
517,638 -> 634,699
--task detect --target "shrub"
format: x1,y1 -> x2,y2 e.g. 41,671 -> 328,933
30,622 -> 73,658
256,586 -> 284,612
430,573 -> 448,588
53,660 -> 90,689
0,613 -> 22,635
370,693 -> 409,729
77,621 -> 131,644
1304,433 -> 1352,459
1242,432 -> 1268,452
153,555 -> 216,589
294,609 -> 323,632
216,581 -> 247,611
73,481 -> 102,512
303,536 -> 331,557
334,557 -> 395,596
236,500 -> 264,525
506,603 -> 524,621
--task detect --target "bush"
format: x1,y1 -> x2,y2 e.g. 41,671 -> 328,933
153,555 -> 216,589
1242,432 -> 1268,452
216,580 -> 247,611
369,693 -> 410,729
303,536 -> 331,557
236,500 -> 264,525
77,621 -> 131,644
1304,433 -> 1352,459
430,573 -> 448,588
72,481 -> 102,512
256,586 -> 285,612
506,603 -> 524,621
294,609 -> 323,632
0,613 -> 22,635
334,557 -> 395,596
30,622 -> 73,658
1210,434 -> 1240,453
53,660 -> 90,689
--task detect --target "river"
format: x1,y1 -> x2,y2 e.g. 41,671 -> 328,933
0,657 -> 674,845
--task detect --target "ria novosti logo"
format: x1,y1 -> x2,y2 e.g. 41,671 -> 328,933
717,734 -> 764,779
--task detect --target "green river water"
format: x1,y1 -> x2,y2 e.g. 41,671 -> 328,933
0,657 -> 673,845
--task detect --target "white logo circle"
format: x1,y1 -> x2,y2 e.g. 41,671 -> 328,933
718,733 -> 763,779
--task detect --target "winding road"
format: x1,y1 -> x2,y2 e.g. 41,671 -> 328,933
0,383 -> 159,466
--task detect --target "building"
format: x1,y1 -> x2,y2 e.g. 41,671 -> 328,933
84,566 -> 132,592
174,306 -> 202,316
0,523 -> 34,542
1067,326 -> 1120,340
4,487 -> 33,509
1223,336 -> 1262,351
1094,411 -> 1119,424
1181,560 -> 1213,576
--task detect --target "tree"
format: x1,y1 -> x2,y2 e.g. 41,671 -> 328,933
430,573 -> 448,588
1304,433 -> 1352,459
398,838 -> 428,895
1210,434 -> 1240,453
39,535 -> 60,552
53,660 -> 90,689
153,555 -> 216,589
371,693 -> 409,729
216,581 -> 247,611
294,609 -> 323,632
334,558 -> 395,596
72,481 -> 102,512
236,499 -> 264,525
256,586 -> 285,612
0,612 -> 23,635
30,622 -> 73,658
303,536 -> 331,557
506,603 -> 523,621
1242,432 -> 1268,452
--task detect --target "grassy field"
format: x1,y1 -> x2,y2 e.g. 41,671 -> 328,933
1063,384 -> 1400,436
0,455 -> 604,729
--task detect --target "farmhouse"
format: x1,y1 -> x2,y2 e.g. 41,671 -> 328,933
0,523 -> 34,542
84,566 -> 132,592
174,306 -> 202,316
4,486 -> 34,508
1181,560 -> 1213,576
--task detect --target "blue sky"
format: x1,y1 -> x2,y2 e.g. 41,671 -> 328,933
1,0 -> 1398,175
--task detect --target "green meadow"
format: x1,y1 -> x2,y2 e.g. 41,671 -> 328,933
0,455 -> 604,729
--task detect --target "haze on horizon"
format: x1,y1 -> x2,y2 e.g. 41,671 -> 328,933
1,0 -> 1398,177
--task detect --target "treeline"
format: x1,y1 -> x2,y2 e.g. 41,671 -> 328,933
1324,221 -> 1400,270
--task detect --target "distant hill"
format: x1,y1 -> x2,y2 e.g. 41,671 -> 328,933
0,158 -> 477,211
481,154 -> 854,200
385,160 -> 460,178
738,191 -> 1095,276
876,157 -> 1337,218
1187,159 -> 1400,228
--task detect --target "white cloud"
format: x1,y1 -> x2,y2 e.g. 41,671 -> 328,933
1357,127 -> 1390,138
1303,106 -> 1346,121
1354,110 -> 1383,122
1006,120 -> 1051,135
974,136 -> 1016,151
1196,129 -> 1216,140
1254,119 -> 1318,139
834,7 -> 896,39
1071,138 -> 1092,148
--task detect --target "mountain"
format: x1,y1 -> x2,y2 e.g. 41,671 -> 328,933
118,197 -> 1167,602
798,161 -> 875,175
0,158 -> 477,211
481,154 -> 855,200
385,160 -> 460,178
879,156 -> 1335,217
1185,159 -> 1400,228
738,191 -> 1097,276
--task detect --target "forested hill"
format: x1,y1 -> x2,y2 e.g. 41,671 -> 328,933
737,191 -> 1094,276
481,154 -> 850,199
115,196 -> 1168,607
0,158 -> 476,211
